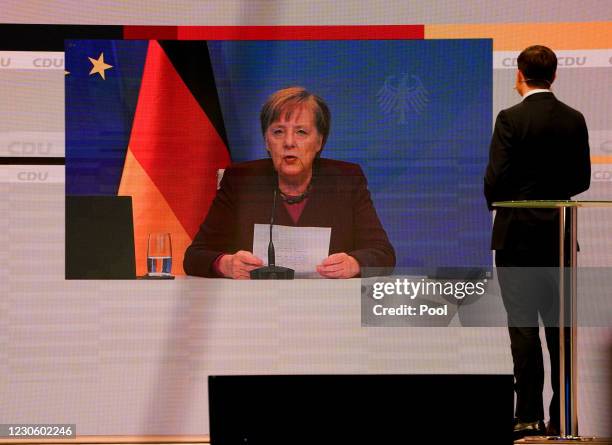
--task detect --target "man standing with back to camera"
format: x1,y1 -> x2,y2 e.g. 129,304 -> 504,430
484,45 -> 591,439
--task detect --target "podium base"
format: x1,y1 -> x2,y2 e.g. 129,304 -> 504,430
250,265 -> 294,280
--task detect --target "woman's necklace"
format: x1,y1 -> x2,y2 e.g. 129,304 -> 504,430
279,182 -> 312,204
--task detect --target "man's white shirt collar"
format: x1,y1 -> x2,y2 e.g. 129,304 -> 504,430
522,89 -> 551,101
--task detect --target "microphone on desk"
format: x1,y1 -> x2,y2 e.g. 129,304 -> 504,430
250,187 -> 295,280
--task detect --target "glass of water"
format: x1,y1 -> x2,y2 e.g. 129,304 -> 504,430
147,232 -> 172,277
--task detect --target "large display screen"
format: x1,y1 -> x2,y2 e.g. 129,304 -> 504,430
1,7 -> 611,437
65,38 -> 492,276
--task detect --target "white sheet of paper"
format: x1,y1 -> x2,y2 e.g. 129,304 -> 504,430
253,224 -> 331,278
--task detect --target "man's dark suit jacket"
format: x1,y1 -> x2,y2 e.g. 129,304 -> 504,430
484,92 -> 591,251
184,158 -> 396,277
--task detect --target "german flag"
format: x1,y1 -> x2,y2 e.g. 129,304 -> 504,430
118,41 -> 231,276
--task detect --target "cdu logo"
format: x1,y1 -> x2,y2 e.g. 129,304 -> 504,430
501,57 -> 517,67
33,57 -> 64,68
600,139 -> 612,153
376,74 -> 429,124
17,171 -> 49,182
557,56 -> 586,67
8,141 -> 53,155
593,170 -> 612,181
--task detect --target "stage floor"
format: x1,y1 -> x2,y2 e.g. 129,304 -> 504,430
2,435 -> 612,445
518,437 -> 612,444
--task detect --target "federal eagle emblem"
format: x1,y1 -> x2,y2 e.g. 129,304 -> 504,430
376,74 -> 429,124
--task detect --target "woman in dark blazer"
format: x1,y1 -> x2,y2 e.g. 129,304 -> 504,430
184,86 -> 395,279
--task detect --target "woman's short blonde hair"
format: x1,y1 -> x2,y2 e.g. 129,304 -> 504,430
260,86 -> 331,148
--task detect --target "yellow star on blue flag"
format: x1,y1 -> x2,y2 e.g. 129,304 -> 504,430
88,52 -> 113,80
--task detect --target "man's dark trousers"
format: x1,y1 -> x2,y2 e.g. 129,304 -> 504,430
496,248 -> 561,428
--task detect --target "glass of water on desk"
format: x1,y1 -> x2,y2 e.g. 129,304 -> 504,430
147,232 -> 173,277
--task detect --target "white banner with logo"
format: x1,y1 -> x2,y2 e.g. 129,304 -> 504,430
0,51 -> 64,70
494,49 -> 612,69
0,165 -> 65,183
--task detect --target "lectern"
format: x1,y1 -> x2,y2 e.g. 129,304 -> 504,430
493,200 -> 612,442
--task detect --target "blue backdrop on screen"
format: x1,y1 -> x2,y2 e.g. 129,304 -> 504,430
208,40 -> 492,269
66,39 -> 492,270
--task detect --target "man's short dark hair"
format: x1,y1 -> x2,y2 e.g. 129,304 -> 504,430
517,45 -> 557,89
